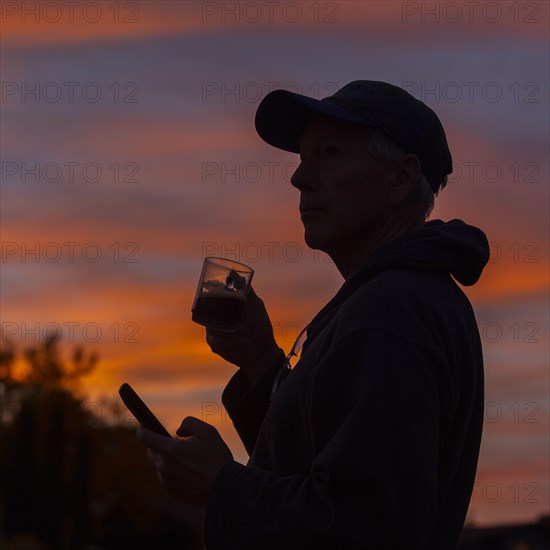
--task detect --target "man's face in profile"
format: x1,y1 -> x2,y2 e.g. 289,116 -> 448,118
290,114 -> 398,257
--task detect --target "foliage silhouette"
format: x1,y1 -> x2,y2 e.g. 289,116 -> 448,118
0,336 -> 199,549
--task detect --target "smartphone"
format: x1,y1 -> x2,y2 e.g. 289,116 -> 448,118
118,383 -> 171,437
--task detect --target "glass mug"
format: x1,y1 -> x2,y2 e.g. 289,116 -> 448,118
191,257 -> 254,332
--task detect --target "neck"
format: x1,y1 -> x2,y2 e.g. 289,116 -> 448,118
329,214 -> 425,280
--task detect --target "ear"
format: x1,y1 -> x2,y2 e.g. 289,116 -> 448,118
389,154 -> 421,205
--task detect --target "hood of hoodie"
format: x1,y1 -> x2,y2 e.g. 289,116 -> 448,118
350,218 -> 490,287
303,219 -> 490,348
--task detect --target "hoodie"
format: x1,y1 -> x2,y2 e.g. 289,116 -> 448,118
204,219 -> 490,550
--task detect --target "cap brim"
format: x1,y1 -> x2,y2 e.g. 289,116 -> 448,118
255,89 -> 375,153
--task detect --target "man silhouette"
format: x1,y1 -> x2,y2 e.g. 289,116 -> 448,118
137,80 -> 490,549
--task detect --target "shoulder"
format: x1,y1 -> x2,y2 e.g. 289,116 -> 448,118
336,268 -> 454,327
330,267 -> 478,356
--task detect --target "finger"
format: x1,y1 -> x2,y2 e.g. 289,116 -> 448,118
176,416 -> 217,439
137,425 -> 174,453
206,335 -> 253,350
206,337 -> 254,358
206,325 -> 252,338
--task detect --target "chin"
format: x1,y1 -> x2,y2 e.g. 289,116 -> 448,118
303,229 -> 338,255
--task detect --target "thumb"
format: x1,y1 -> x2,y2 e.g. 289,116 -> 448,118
176,416 -> 216,438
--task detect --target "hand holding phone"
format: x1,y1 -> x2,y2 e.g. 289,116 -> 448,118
118,383 -> 171,438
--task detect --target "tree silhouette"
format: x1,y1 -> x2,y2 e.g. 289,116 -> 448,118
0,336 -> 193,549
23,332 -> 98,388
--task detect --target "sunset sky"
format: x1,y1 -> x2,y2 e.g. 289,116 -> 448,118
1,0 -> 548,528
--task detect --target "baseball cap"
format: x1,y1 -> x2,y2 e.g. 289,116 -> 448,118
255,80 -> 452,194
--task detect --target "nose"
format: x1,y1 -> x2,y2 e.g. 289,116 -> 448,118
290,159 -> 317,191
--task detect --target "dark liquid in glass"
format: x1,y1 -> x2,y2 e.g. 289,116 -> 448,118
192,294 -> 246,331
